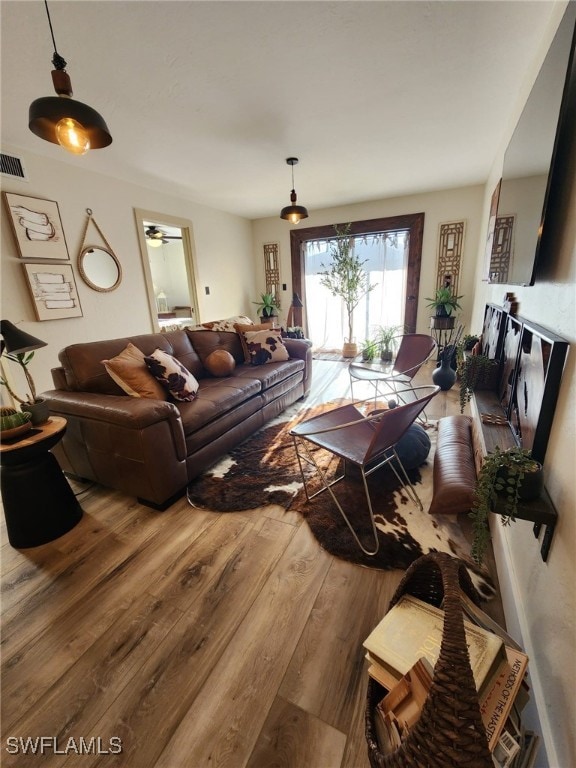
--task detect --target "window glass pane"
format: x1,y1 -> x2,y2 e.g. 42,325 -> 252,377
304,230 -> 408,351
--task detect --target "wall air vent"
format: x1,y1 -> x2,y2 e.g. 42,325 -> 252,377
0,153 -> 28,181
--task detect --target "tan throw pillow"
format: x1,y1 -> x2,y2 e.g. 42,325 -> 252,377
204,349 -> 236,377
144,348 -> 199,401
234,322 -> 272,363
102,343 -> 166,400
242,329 -> 290,366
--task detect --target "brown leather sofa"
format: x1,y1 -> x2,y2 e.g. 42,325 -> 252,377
43,327 -> 312,509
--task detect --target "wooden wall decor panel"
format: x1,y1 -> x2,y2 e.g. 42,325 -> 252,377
263,242 -> 281,308
436,220 -> 465,297
489,215 -> 514,283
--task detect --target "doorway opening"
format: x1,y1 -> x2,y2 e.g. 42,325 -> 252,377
134,209 -> 200,331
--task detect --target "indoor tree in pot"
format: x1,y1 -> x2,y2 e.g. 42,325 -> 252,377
319,224 -> 377,358
470,446 -> 544,564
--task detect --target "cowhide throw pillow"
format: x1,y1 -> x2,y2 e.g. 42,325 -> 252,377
144,348 -> 199,401
242,329 -> 289,366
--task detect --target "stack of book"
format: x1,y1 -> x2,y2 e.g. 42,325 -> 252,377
363,593 -> 537,767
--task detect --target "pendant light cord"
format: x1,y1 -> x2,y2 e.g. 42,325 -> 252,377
44,0 -> 67,70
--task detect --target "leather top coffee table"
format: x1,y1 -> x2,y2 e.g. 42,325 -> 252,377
0,416 -> 83,548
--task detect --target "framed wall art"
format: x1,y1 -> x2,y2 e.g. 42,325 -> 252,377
3,192 -> 69,260
23,263 -> 83,320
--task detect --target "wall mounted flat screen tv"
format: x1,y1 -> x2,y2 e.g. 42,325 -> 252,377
489,5 -> 576,285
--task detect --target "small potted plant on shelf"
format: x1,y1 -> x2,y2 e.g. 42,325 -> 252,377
375,325 -> 401,362
252,293 -> 279,324
470,446 -> 544,564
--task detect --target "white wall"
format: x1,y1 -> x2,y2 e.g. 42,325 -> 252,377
470,5 -> 575,766
252,185 -> 485,335
0,144 -> 254,398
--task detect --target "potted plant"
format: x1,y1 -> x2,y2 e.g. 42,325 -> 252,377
426,287 -> 464,330
0,346 -> 50,425
426,286 -> 464,317
461,334 -> 480,352
252,293 -> 279,323
319,224 -> 377,358
361,338 -> 378,362
375,325 -> 401,362
284,326 -> 305,339
471,446 -> 544,564
458,353 -> 500,413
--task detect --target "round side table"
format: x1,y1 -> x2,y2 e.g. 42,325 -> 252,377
0,416 -> 83,548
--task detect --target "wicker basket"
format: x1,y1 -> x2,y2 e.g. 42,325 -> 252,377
365,552 -> 493,768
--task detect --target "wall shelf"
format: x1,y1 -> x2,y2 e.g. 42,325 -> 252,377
463,299 -> 567,554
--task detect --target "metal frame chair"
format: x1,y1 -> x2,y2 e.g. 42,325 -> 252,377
290,385 -> 440,556
349,333 -> 437,408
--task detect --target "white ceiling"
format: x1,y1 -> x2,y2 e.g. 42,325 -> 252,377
0,1 -> 561,220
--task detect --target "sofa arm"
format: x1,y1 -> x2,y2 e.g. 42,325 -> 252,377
283,338 -> 313,396
42,390 -> 188,506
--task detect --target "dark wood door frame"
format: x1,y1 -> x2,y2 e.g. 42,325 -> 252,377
290,213 -> 425,334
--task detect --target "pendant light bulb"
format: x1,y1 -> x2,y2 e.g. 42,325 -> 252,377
28,1 -> 112,153
55,116 -> 90,155
288,208 -> 301,226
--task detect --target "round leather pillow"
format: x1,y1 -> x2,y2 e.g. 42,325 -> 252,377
394,423 -> 431,469
205,349 -> 235,377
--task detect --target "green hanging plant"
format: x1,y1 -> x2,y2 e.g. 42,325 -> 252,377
458,354 -> 500,413
470,446 -> 543,564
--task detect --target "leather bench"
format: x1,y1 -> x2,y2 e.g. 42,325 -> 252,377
428,415 -> 477,516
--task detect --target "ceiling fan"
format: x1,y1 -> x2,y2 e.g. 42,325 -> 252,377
145,225 -> 182,246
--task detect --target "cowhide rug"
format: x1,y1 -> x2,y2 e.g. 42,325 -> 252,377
187,401 -> 495,598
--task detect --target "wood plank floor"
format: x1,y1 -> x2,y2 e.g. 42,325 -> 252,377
0,360 -> 503,768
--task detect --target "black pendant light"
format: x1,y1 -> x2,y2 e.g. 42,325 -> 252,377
280,158 -> 309,224
29,0 -> 112,155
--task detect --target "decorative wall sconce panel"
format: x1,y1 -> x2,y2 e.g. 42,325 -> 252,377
263,242 -> 281,308
490,215 -> 515,283
436,220 -> 465,296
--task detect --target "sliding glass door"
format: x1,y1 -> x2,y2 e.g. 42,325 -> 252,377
290,213 -> 425,347
304,230 -> 408,350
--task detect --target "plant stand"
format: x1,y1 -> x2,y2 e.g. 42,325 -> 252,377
429,316 -> 457,363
